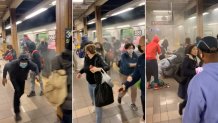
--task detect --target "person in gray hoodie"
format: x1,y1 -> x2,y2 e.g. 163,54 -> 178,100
52,36 -> 72,123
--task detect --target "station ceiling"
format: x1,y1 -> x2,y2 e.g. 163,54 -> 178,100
0,0 -> 13,20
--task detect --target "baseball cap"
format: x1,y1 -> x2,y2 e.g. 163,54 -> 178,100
197,36 -> 218,53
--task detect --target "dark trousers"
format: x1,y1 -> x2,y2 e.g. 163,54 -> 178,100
11,79 -> 25,114
141,94 -> 145,120
146,59 -> 159,83
180,99 -> 187,111
61,109 -> 72,123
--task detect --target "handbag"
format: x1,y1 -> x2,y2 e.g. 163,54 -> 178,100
44,69 -> 67,108
95,82 -> 114,107
101,69 -> 113,87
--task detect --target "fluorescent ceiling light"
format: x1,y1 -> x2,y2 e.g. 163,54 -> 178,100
25,8 -> 48,20
203,12 -> 209,16
105,27 -> 115,30
189,16 -> 196,20
138,2 -> 145,6
153,10 -> 171,13
117,25 -> 130,28
88,21 -> 95,25
51,1 -> 56,6
16,21 -> 22,25
92,30 -> 96,32
213,8 -> 218,11
111,8 -> 134,16
5,26 -> 11,29
138,22 -> 145,25
73,0 -> 83,3
208,23 -> 218,26
101,18 -> 106,21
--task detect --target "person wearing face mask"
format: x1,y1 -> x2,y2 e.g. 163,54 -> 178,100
118,43 -> 139,111
2,54 -> 39,121
76,44 -> 110,123
119,36 -> 145,123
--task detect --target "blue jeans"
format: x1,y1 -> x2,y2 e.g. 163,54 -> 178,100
88,84 -> 102,123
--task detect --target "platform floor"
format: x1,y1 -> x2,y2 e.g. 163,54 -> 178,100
0,60 -> 59,123
73,65 -> 143,123
146,78 -> 182,123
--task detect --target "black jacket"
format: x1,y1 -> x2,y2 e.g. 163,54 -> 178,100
80,54 -> 110,84
3,59 -> 39,81
178,54 -> 202,99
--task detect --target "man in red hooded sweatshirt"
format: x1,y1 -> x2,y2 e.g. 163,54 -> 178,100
146,35 -> 161,90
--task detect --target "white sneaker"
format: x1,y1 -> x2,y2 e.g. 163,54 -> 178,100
90,106 -> 95,113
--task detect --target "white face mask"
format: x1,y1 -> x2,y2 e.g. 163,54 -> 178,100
127,49 -> 134,54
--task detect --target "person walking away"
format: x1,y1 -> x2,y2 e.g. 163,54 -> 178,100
178,44 -> 202,115
51,36 -> 72,123
119,36 -> 145,123
37,37 -> 50,78
3,45 -> 17,62
146,35 -> 161,89
183,36 -> 218,123
76,44 -> 110,123
27,42 -> 44,97
2,54 -> 39,121
118,43 -> 138,111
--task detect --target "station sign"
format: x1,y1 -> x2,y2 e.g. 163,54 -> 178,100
151,21 -> 173,25
65,28 -> 72,45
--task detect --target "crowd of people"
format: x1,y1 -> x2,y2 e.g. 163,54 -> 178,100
73,35 -> 145,123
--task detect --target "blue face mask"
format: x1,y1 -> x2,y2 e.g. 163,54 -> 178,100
19,62 -> 28,68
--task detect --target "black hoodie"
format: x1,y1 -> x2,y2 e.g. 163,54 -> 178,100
3,54 -> 39,81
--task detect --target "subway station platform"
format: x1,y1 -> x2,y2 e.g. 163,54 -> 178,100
0,60 -> 59,123
73,65 -> 143,123
146,78 -> 182,123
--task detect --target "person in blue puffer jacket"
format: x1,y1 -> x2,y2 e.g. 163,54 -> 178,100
120,36 -> 145,123
118,43 -> 138,111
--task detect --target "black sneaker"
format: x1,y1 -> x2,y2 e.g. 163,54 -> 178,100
179,103 -> 183,115
15,113 -> 22,121
118,97 -> 122,104
27,91 -> 36,97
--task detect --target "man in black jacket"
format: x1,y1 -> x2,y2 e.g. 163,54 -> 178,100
2,54 -> 39,121
27,42 -> 44,97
